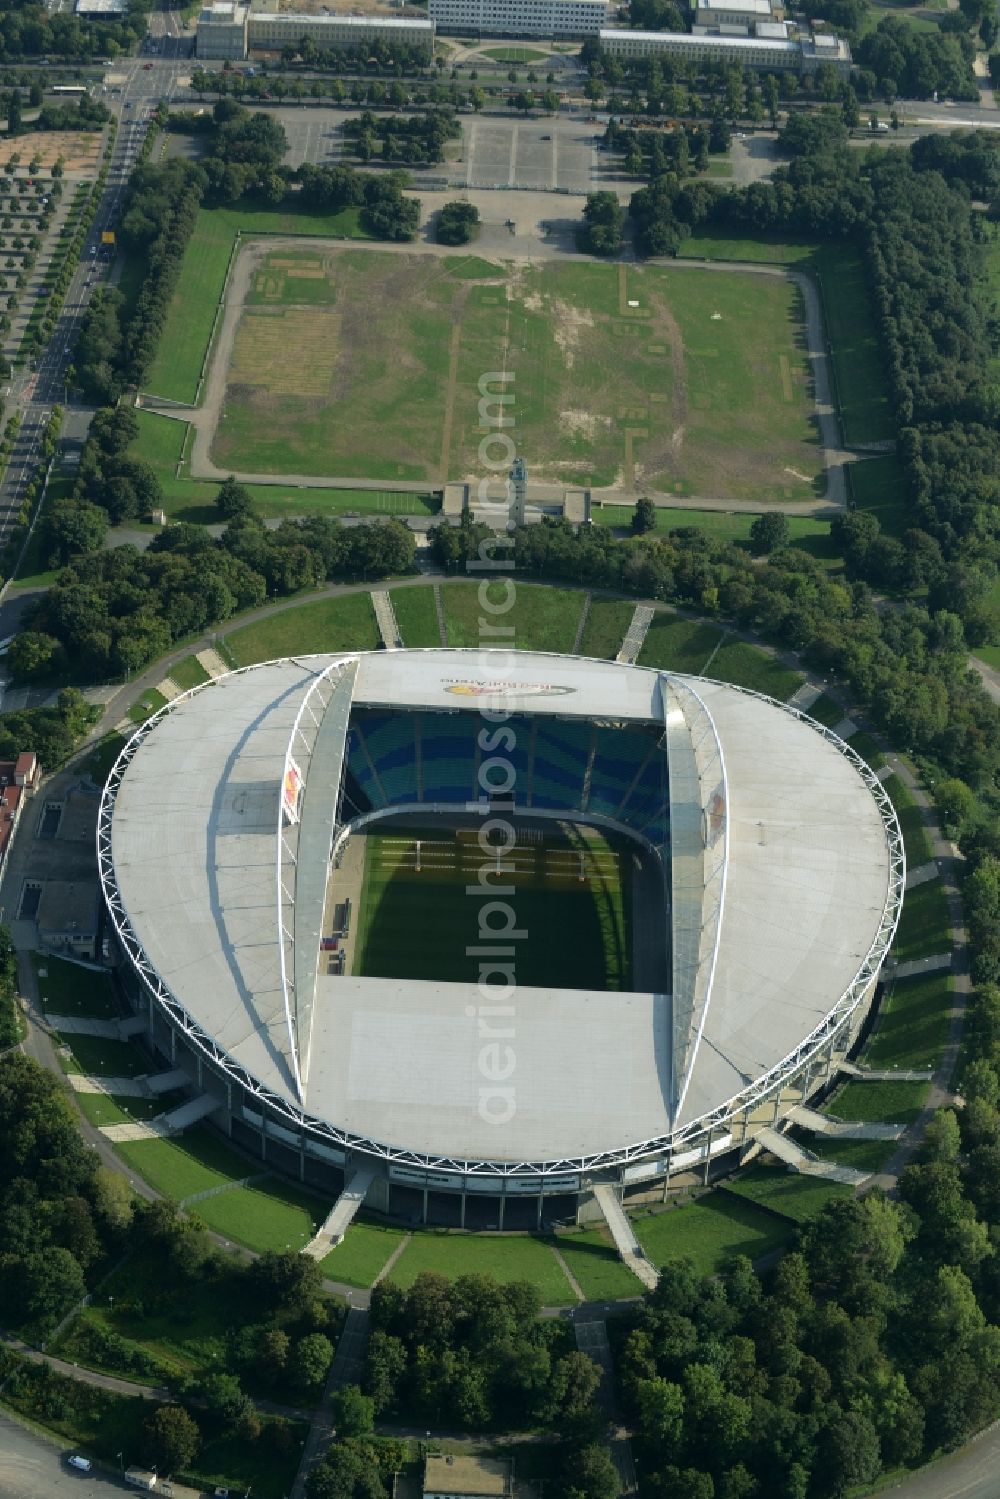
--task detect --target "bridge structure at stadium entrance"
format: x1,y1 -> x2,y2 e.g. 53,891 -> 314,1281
98,649 -> 905,1233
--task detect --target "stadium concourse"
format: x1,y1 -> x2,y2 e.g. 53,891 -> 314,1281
97,649 -> 904,1268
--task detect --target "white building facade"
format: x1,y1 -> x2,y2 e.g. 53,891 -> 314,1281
599,25 -> 852,74
428,0 -> 609,38
197,1 -> 433,60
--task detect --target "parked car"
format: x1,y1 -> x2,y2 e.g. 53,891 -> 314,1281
67,1455 -> 92,1473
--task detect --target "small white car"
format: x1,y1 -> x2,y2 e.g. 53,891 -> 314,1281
67,1454 -> 92,1472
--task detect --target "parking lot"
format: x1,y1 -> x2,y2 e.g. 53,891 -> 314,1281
455,118 -> 596,193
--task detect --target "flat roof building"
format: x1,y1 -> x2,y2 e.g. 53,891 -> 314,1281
429,0 -> 608,38
75,0 -> 128,14
599,25 -> 852,72
247,0 -> 434,51
196,0 -> 250,59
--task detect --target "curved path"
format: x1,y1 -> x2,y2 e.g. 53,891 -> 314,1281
143,237 -> 854,518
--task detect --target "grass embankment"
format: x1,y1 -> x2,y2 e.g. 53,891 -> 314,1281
439,580 -> 587,652
225,592 -> 379,666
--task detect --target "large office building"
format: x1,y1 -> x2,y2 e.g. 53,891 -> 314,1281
428,0 -> 609,37
599,25 -> 852,73
196,0 -> 433,60
99,649 -> 902,1237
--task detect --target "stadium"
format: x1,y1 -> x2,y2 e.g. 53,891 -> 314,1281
97,648 -> 905,1240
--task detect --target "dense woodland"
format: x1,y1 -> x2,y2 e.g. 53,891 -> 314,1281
0,0 -> 150,61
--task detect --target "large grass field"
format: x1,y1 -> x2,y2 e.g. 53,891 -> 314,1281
355,824 -> 632,990
143,205 -> 366,405
828,1078 -> 929,1125
637,614 -> 724,674
114,1129 -> 256,1201
386,1231 -> 577,1305
210,248 -> 824,504
679,234 -> 891,446
578,597 -> 635,660
225,592 -> 379,666
439,580 -> 588,652
192,1176 -> 324,1252
633,1193 -> 795,1272
129,409 -> 432,525
708,639 -> 804,700
866,972 -> 953,1069
591,503 -> 837,561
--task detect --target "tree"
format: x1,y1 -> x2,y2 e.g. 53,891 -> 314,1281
13,1247 -> 86,1337
331,1384 -> 375,1438
215,474 -> 254,521
43,498 -> 107,567
250,1249 -> 324,1314
295,1332 -> 335,1390
143,1405 -> 201,1473
559,1444 -> 620,1499
6,630 -> 64,682
632,496 -> 657,534
750,511 -> 790,554
438,200 -> 479,246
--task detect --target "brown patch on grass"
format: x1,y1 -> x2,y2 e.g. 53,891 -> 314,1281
0,132 -> 100,171
227,305 -> 341,399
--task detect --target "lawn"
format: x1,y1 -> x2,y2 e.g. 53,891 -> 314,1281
633,1192 -> 794,1272
34,954 -> 117,1018
828,1078 -> 929,1125
144,204 -> 367,404
387,1232 -> 577,1306
805,692 -> 845,728
439,581 -> 587,652
555,1228 -> 644,1301
74,1092 -> 170,1129
884,772 -> 934,866
83,731 -> 129,787
848,729 -> 887,771
127,686 -> 168,724
129,409 -> 433,525
389,584 -> 443,648
211,249 -> 824,504
866,972 -> 953,1069
57,1035 -> 146,1078
813,243 -> 893,445
707,639 -> 804,700
166,653 -> 211,691
192,1176 -> 325,1253
355,824 -> 632,991
591,504 -> 836,562
224,592 -> 379,666
578,597 -> 635,660
114,1129 -> 254,1201
637,613 -> 724,674
801,1134 -> 896,1175
892,878 -> 951,963
678,235 -> 891,446
848,452 -> 911,539
722,1166 -> 852,1222
321,1220 -> 411,1288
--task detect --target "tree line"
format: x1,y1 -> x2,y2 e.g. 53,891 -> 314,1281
0,0 -> 150,62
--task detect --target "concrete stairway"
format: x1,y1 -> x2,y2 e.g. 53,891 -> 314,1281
302,1167 -> 377,1260
145,1068 -> 190,1094
65,1073 -> 148,1098
838,1061 -> 934,1083
788,1105 -> 903,1141
616,604 -> 656,665
371,590 -> 402,649
161,1094 -> 220,1131
572,591 -> 592,654
593,1183 -> 659,1290
756,1126 -> 870,1186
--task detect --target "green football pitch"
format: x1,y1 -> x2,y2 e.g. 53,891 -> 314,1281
354,825 -> 633,991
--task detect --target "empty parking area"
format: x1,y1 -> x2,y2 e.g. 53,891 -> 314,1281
456,119 -> 596,193
276,109 -> 343,167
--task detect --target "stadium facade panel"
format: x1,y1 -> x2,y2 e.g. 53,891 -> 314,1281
98,650 -> 903,1224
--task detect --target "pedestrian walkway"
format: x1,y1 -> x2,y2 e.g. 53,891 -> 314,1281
833,716 -> 858,739
46,1014 -> 120,1038
892,953 -> 952,979
370,590 -> 401,650
593,1183 -> 659,1290
146,1068 -> 189,1094
906,861 -> 940,890
788,1105 -> 904,1141
616,604 -> 655,665
839,1061 -> 934,1083
572,591 -> 592,655
100,1117 -> 169,1142
65,1072 -> 148,1097
756,1126 -> 870,1186
195,647 -> 229,678
301,1167 -> 376,1260
433,582 -> 448,645
788,681 -> 823,712
575,1318 -> 638,1496
156,676 -> 182,702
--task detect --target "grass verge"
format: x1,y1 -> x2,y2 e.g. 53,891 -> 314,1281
224,592 -> 379,667
633,1193 -> 795,1271
386,1232 -> 577,1306
866,972 -> 953,1070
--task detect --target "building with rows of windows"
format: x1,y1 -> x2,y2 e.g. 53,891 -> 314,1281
598,25 -> 852,73
428,0 -> 608,37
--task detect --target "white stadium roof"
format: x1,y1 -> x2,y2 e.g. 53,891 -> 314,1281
100,650 -> 901,1176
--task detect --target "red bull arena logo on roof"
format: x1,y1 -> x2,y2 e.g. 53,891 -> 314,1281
443,680 -> 577,698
